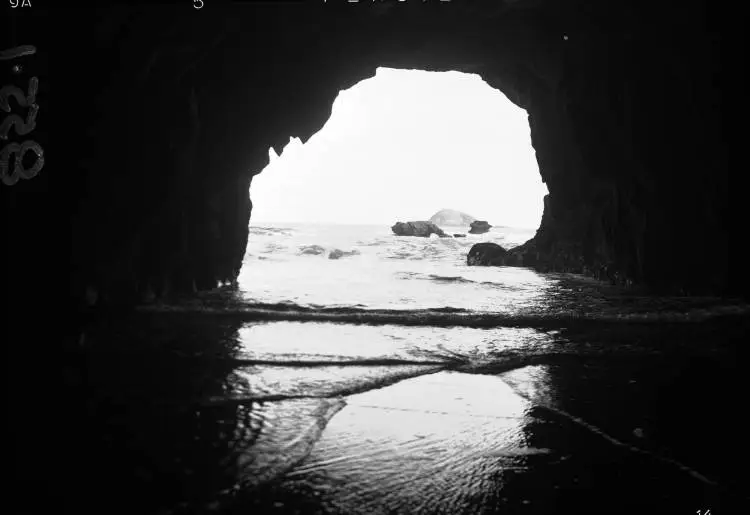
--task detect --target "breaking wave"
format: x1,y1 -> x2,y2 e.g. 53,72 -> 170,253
239,223 -> 750,320
395,272 -> 525,288
138,299 -> 750,328
298,245 -> 361,259
248,226 -> 295,237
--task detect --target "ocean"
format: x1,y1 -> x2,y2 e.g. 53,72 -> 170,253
239,222 -> 539,311
70,222 -> 749,514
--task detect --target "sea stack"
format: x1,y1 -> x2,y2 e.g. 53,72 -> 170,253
468,221 -> 492,234
391,221 -> 449,238
467,242 -> 508,266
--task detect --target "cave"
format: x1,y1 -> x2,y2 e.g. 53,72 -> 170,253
3,0 -> 742,315
3,1 -> 745,513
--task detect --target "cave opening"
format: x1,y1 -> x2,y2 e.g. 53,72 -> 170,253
5,4 -> 746,514
239,67 -> 548,307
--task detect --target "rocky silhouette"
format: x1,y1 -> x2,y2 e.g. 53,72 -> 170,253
467,242 -> 508,266
468,221 -> 492,234
391,221 -> 448,238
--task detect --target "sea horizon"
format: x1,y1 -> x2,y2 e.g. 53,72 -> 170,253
249,219 -> 538,230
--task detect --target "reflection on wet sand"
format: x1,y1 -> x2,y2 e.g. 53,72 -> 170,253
49,313 -> 747,515
271,372 -> 538,515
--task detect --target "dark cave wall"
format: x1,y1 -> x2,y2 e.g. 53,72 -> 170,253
2,0 -> 739,314
496,0 -> 730,295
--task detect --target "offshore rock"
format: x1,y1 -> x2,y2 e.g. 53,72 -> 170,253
467,242 -> 508,266
300,245 -> 327,255
468,221 -> 492,234
428,209 -> 477,227
391,221 -> 448,238
328,249 -> 360,260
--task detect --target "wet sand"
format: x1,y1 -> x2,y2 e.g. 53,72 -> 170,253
15,312 -> 748,515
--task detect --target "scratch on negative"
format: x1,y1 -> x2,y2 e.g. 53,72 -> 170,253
515,392 -> 719,487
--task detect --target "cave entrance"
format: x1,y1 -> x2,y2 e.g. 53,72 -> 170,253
239,68 -> 548,307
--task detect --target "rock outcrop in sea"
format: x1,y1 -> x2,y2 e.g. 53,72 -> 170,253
328,249 -> 360,260
300,245 -> 327,255
428,209 -> 477,227
467,242 -> 508,266
468,221 -> 492,234
391,221 -> 449,238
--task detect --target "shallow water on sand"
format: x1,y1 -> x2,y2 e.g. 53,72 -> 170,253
65,309 -> 749,515
50,223 -> 750,514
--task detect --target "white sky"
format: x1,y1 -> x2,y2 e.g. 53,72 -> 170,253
250,68 -> 548,229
